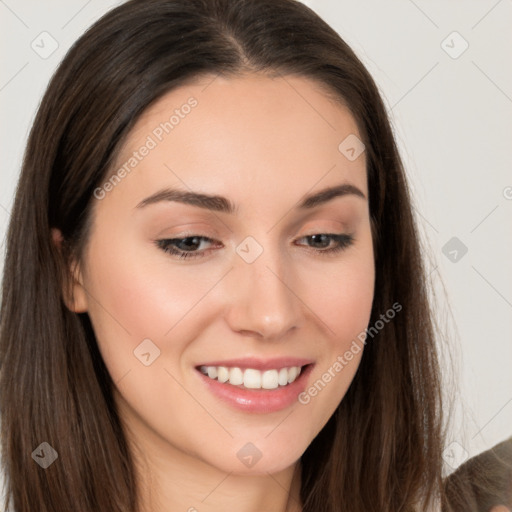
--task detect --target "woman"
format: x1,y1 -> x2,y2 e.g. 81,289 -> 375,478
0,0 -> 448,510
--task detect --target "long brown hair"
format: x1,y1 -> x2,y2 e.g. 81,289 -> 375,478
0,0 -> 447,510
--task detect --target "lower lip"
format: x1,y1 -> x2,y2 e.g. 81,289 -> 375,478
196,365 -> 314,414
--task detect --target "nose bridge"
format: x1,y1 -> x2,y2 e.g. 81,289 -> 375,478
225,236 -> 301,339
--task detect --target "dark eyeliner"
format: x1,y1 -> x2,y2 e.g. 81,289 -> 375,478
155,233 -> 354,260
155,236 -> 215,260
298,233 -> 354,255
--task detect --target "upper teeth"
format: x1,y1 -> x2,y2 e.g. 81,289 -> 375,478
199,365 -> 303,389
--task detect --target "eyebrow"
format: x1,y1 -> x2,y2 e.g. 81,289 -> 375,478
135,182 -> 366,213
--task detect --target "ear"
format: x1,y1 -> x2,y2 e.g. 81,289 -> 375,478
51,228 -> 89,313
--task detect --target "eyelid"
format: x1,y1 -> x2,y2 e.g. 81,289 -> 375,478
155,231 -> 354,260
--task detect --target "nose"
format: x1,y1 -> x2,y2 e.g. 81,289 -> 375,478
224,242 -> 302,340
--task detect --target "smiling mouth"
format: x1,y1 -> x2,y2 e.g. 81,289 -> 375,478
197,364 -> 310,390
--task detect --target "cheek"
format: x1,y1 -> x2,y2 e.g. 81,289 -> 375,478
296,238 -> 374,415
325,268 -> 374,347
81,234 -> 209,379
81,227 -> 240,392
303,243 -> 375,348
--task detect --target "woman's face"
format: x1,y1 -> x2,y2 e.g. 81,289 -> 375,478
70,73 -> 375,475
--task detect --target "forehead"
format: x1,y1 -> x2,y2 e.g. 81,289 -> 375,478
106,72 -> 367,209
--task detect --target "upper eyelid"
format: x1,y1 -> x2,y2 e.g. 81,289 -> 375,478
156,233 -> 354,261
159,232 -> 352,250
164,221 -> 350,240
162,231 -> 349,241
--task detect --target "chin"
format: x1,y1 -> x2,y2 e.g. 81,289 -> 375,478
200,437 -> 308,476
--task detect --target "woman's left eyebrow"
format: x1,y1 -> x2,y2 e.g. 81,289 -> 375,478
135,182 -> 366,214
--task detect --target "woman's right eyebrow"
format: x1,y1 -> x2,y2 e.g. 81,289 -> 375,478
134,182 -> 366,214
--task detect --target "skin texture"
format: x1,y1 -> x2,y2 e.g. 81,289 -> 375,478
58,73 -> 375,512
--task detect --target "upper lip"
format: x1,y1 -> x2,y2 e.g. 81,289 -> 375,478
195,357 -> 314,371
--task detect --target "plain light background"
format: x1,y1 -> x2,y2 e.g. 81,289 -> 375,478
0,0 -> 510,490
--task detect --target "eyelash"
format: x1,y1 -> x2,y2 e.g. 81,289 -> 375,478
155,233 -> 354,260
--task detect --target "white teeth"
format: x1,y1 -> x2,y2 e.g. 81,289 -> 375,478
229,367 -> 243,386
261,369 -> 279,389
217,366 -> 229,383
199,365 -> 304,389
243,369 -> 261,389
287,366 -> 298,383
278,368 -> 288,386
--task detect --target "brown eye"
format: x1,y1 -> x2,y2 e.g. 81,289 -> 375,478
296,233 -> 354,254
156,236 -> 217,259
